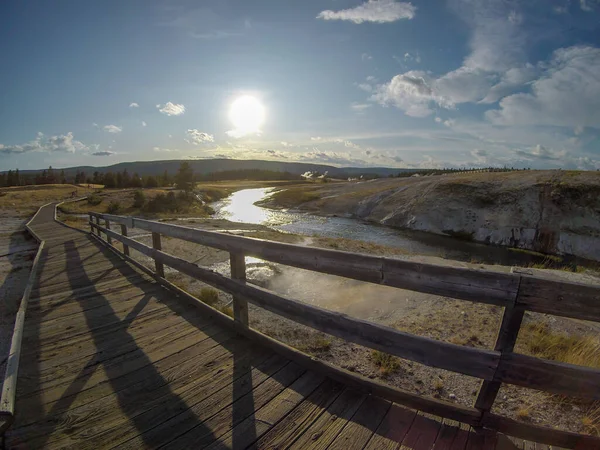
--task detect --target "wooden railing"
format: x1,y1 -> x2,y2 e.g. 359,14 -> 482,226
89,212 -> 600,448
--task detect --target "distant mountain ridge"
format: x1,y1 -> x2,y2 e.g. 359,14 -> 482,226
5,159 -> 412,178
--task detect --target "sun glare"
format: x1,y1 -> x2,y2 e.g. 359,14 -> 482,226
229,95 -> 265,134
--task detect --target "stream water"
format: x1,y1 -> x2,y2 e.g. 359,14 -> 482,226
210,187 -> 549,267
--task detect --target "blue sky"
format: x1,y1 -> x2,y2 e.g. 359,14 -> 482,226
1,0 -> 600,170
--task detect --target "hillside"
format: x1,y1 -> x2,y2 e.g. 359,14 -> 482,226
262,170 -> 600,261
3,159 -> 411,179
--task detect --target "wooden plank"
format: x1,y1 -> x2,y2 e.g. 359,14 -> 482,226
122,216 -> 519,306
95,224 -> 500,380
81,353 -> 288,450
120,223 -> 130,256
15,325 -> 236,427
27,338 -> 274,449
449,422 -> 471,450
105,219 -> 112,245
398,411 -> 443,450
497,353 -> 600,399
287,388 -> 368,449
208,371 -> 328,450
250,378 -> 345,449
432,418 -> 461,450
475,282 -> 525,413
114,355 -> 290,450
327,395 -> 392,450
230,252 -> 248,326
482,413 -> 600,449
151,231 -> 164,277
363,403 -> 417,450
163,363 -> 311,449
517,276 -> 600,322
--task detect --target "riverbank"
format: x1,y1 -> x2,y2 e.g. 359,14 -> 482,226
259,170 -> 600,262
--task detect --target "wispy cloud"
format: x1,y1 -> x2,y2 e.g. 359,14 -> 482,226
141,121 -> 147,127
317,0 -> 416,24
486,46 -> 600,129
129,102 -> 139,108
186,129 -> 214,144
91,151 -> 114,156
153,146 -> 179,153
103,125 -> 122,133
0,132 -> 87,155
351,102 -> 372,112
157,102 -> 186,116
361,53 -> 373,61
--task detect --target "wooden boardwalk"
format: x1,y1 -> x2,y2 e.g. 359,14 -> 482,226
5,204 -> 542,449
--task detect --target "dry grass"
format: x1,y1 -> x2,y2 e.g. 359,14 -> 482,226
519,322 -> 600,368
516,407 -> 530,420
296,336 -> 332,354
198,287 -> 220,307
0,184 -> 96,216
371,350 -> 400,377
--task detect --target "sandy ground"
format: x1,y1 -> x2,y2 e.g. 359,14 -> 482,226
0,213 -> 37,384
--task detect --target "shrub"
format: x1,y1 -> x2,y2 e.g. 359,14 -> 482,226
133,190 -> 146,208
199,287 -> 219,306
87,193 -> 102,206
107,200 -> 121,214
371,350 -> 400,377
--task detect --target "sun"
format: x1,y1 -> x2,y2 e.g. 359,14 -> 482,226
229,95 -> 265,134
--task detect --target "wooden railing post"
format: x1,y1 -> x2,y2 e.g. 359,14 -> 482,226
105,219 -> 112,246
230,253 -> 248,325
89,213 -> 94,233
152,232 -> 165,277
474,275 -> 525,420
120,224 -> 130,256
95,216 -> 101,236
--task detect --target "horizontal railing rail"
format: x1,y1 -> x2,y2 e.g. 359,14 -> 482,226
88,211 -> 600,448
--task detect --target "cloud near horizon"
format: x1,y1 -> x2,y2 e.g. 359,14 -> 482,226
0,132 -> 88,155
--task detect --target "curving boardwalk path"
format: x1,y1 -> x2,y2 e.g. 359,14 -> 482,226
6,204 -> 534,449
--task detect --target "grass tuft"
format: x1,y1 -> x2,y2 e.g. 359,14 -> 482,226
371,350 -> 400,377
198,287 -> 220,307
297,336 -> 332,354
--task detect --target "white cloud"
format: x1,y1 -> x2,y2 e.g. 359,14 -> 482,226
435,66 -> 493,104
434,117 -> 442,123
479,64 -> 539,104
451,0 -> 526,72
371,71 -> 452,117
186,129 -> 214,144
129,102 -> 139,108
580,0 -> 599,11
103,125 -> 122,133
317,0 -> 416,24
92,151 -> 114,156
310,136 -> 322,141
280,141 -> 293,147
157,102 -> 186,116
141,121 -> 147,127
486,46 -> 600,128
351,102 -> 372,112
0,132 -> 87,155
361,53 -> 373,61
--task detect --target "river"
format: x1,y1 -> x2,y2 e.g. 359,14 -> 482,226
210,187 -> 554,267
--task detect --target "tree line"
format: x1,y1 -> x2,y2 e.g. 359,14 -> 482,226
0,165 -> 302,188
